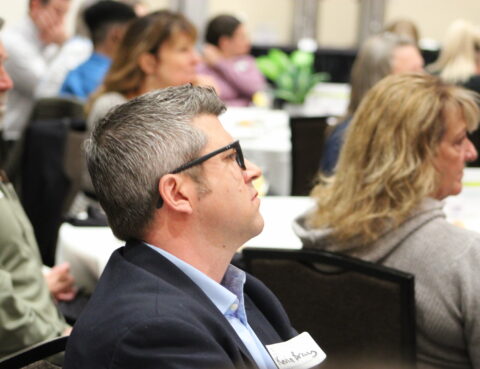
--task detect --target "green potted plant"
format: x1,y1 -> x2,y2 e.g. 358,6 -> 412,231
256,48 -> 329,107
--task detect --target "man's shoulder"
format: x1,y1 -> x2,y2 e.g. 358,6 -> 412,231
65,246 -> 250,368
2,17 -> 39,47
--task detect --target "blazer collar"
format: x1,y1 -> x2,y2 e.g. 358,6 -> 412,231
121,240 -> 260,368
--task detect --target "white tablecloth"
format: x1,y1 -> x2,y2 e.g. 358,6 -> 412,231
220,107 -> 291,196
56,196 -> 314,293
56,168 -> 480,293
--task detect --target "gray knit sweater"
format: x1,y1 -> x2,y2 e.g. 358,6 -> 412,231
293,198 -> 480,369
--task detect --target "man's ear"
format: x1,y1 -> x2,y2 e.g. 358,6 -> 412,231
158,174 -> 193,214
138,52 -> 157,75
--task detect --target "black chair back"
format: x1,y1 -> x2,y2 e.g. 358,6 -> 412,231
0,336 -> 68,369
242,247 -> 416,369
20,98 -> 86,266
289,116 -> 328,196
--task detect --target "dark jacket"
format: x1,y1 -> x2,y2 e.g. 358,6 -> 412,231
64,240 -> 296,369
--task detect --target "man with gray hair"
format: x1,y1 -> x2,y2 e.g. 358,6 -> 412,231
64,85 -> 300,369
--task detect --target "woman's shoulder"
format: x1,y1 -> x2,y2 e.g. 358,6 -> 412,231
395,210 -> 480,269
94,92 -> 128,108
87,92 -> 128,129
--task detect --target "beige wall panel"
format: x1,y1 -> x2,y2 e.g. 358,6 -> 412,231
317,0 -> 358,48
142,0 -> 169,12
386,0 -> 480,42
209,0 -> 294,45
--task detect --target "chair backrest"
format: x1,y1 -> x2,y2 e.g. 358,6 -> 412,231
19,98 -> 86,266
0,336 -> 68,369
289,116 -> 328,196
29,97 -> 85,122
242,247 -> 416,368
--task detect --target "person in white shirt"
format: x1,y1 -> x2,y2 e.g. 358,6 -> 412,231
1,0 -> 71,143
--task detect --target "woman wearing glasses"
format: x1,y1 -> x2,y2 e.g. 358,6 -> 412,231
294,73 -> 480,368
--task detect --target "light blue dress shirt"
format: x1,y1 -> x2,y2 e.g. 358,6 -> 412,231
145,243 -> 278,369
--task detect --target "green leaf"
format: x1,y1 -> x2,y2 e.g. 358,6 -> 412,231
256,57 -> 281,81
259,47 -> 330,104
274,89 -> 298,103
276,72 -> 295,91
296,68 -> 312,101
267,49 -> 290,72
290,50 -> 314,68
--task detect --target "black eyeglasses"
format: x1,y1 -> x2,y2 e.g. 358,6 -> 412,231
156,140 -> 246,208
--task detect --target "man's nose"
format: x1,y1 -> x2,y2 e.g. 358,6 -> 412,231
243,159 -> 262,182
0,66 -> 13,92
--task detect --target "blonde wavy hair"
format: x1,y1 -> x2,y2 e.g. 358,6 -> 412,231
427,19 -> 480,84
87,10 -> 196,113
308,73 -> 479,246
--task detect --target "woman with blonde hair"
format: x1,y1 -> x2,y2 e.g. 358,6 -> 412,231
320,32 -> 423,174
428,19 -> 480,90
87,10 -> 214,128
295,73 -> 480,368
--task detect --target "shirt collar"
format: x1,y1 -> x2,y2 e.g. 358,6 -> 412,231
145,243 -> 247,317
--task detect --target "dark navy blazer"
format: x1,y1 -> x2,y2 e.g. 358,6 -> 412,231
64,240 -> 296,369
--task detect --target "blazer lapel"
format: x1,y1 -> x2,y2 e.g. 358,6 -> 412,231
121,240 -> 259,369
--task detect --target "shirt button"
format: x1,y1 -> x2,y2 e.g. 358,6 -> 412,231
230,303 -> 238,311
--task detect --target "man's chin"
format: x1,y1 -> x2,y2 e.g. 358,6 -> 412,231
251,216 -> 265,238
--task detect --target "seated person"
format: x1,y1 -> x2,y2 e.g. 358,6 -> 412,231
2,0 -> 72,143
63,85 -> 321,368
0,21 -> 75,358
428,19 -> 480,94
59,0 -> 136,100
198,14 -> 266,106
295,73 -> 480,368
86,10 -> 215,129
72,10 -> 216,210
320,32 -> 424,175
384,18 -> 420,44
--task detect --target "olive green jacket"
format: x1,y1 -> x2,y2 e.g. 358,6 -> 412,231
0,176 -> 67,358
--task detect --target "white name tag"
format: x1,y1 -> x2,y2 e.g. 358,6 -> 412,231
266,332 -> 326,369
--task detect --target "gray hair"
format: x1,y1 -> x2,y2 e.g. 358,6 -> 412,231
85,84 -> 226,241
348,32 -> 416,115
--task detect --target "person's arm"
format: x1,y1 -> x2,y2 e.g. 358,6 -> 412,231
2,31 -> 48,98
44,262 -> 76,301
109,318 -> 240,369
0,268 -> 69,356
461,241 -> 480,368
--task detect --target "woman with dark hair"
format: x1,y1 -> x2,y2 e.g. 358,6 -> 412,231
198,14 -> 266,106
